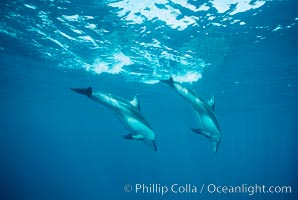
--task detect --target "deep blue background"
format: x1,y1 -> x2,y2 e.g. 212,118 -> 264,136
0,0 -> 297,200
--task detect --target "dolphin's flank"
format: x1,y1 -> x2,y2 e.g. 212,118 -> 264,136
71,86 -> 157,151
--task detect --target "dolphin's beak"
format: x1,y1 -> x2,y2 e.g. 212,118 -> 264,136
70,86 -> 92,97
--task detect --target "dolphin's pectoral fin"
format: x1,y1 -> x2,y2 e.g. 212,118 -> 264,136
191,128 -> 211,138
191,128 -> 203,134
70,86 -> 92,97
208,95 -> 215,111
213,141 -> 220,154
152,140 -> 157,151
123,134 -> 134,139
123,134 -> 144,140
130,95 -> 140,111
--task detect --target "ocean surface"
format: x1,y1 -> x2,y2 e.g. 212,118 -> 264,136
0,0 -> 297,199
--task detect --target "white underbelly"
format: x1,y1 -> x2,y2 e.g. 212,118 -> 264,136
195,110 -> 220,138
125,117 -> 155,140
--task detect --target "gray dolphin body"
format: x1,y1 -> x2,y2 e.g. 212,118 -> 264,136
161,77 -> 221,153
71,87 -> 157,151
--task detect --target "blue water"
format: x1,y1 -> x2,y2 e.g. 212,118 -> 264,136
0,0 -> 297,199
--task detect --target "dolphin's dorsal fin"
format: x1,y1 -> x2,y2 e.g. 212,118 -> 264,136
208,95 -> 215,111
188,89 -> 198,97
130,95 -> 140,111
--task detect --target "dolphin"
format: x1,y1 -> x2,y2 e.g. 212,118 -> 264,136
161,77 -> 221,153
70,87 -> 157,151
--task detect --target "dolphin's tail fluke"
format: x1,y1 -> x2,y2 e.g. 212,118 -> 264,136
160,76 -> 174,85
70,86 -> 92,97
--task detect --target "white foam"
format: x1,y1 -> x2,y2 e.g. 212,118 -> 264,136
107,0 -> 266,31
208,16 -> 216,20
78,35 -> 98,47
212,22 -> 224,27
57,30 -> 77,41
211,0 -> 231,13
230,0 -> 266,15
180,59 -> 189,65
85,23 -> 97,29
84,16 -> 94,20
93,62 -> 110,74
211,0 -> 266,15
173,72 -> 202,83
47,37 -> 66,49
108,0 -> 196,30
0,28 -> 17,38
151,39 -> 161,48
57,7 -> 67,10
272,25 -> 282,32
72,29 -> 83,34
114,52 -> 133,66
62,14 -> 80,22
26,26 -> 47,37
144,80 -> 160,84
92,53 -> 132,75
171,0 -> 200,12
197,4 -> 210,11
24,4 -> 37,10
161,51 -> 175,60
